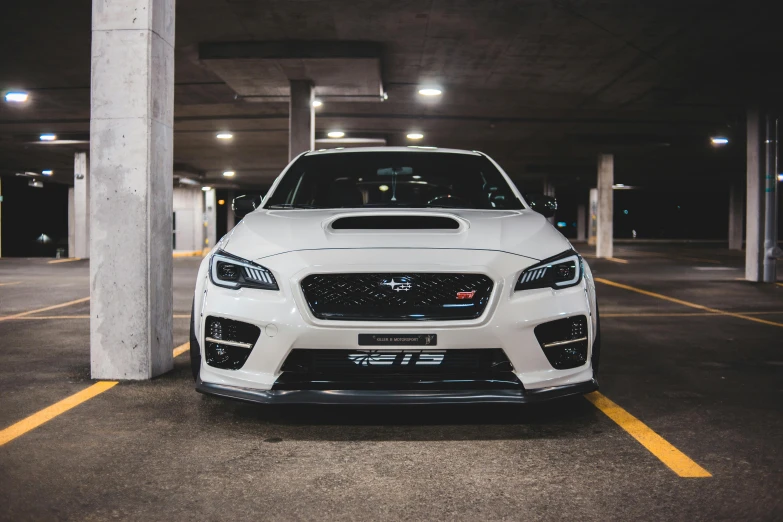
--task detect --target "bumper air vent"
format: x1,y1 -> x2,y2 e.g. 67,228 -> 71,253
534,315 -> 589,370
204,316 -> 261,370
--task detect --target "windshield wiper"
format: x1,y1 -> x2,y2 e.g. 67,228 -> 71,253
266,203 -> 318,209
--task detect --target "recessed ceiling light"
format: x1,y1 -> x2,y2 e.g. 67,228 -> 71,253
312,99 -> 323,108
327,131 -> 345,138
216,132 -> 233,140
42,170 -> 53,176
222,171 -> 235,177
711,137 -> 729,145
39,134 -> 57,141
5,92 -> 29,103
218,199 -> 225,205
202,186 -> 212,191
418,87 -> 442,96
406,133 -> 424,140
378,185 -> 389,192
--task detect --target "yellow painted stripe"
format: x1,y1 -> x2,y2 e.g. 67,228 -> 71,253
585,391 -> 711,477
596,278 -> 783,328
777,283 -> 783,288
0,297 -> 90,322
603,310 -> 783,318
0,281 -> 22,287
173,342 -> 190,358
0,381 -> 118,447
48,258 -> 81,264
606,257 -> 629,264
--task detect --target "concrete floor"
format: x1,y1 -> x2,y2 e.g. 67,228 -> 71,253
0,245 -> 781,520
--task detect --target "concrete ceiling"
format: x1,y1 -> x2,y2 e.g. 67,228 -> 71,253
0,0 -> 779,192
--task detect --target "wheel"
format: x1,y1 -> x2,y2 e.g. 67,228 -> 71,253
189,299 -> 201,381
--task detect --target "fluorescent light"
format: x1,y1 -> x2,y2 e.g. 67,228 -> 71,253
614,184 -> 625,187
222,171 -> 235,177
327,131 -> 345,138
39,134 -> 57,141
406,133 -> 424,140
312,100 -> 323,108
378,185 -> 389,192
202,186 -> 212,191
216,132 -> 233,140
778,173 -> 783,182
5,92 -> 29,103
418,87 -> 442,96
711,137 -> 729,145
41,170 -> 53,176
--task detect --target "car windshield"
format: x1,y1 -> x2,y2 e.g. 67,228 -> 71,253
264,151 -> 523,210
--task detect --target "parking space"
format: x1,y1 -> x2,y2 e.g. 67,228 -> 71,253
0,247 -> 781,520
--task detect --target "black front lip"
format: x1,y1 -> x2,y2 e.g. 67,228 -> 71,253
195,378 -> 598,405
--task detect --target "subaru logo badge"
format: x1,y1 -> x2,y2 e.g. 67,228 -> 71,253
381,278 -> 412,292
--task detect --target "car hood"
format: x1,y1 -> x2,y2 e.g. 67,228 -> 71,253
221,208 -> 571,262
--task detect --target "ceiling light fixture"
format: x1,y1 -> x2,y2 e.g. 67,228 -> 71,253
222,171 -> 235,177
327,131 -> 345,138
5,92 -> 29,103
202,186 -> 212,192
216,132 -> 233,140
407,133 -> 424,140
42,170 -> 53,176
39,134 -> 57,141
711,137 -> 729,146
418,87 -> 442,96
312,99 -> 323,108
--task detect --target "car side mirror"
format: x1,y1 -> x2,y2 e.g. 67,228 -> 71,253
232,195 -> 261,219
524,193 -> 557,218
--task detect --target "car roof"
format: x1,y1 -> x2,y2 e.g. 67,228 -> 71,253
304,146 -> 482,156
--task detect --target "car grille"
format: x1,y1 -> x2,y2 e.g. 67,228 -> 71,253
300,273 -> 494,321
274,349 -> 522,391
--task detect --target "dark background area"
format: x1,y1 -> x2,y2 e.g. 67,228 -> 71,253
1,177 -> 68,257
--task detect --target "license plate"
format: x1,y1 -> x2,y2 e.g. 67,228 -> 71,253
358,334 -> 437,346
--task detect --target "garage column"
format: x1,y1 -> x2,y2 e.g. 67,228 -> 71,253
226,190 -> 236,231
289,80 -> 314,161
728,184 -> 743,251
73,152 -> 89,258
596,154 -> 614,258
577,203 -> 586,241
588,189 -> 597,246
746,108 -> 765,281
89,0 -> 175,379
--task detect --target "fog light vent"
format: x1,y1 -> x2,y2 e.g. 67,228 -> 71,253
204,316 -> 261,370
534,315 -> 588,370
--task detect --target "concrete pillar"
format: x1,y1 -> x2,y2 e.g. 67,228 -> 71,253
90,0 -> 175,380
173,187 -> 203,252
577,203 -> 587,242
728,184 -> 743,251
596,154 -> 614,258
746,108 -> 765,281
67,188 -> 75,257
204,188 -> 217,250
762,115 -> 779,282
289,80 -> 314,161
73,152 -> 90,258
226,190 -> 236,231
588,189 -> 597,246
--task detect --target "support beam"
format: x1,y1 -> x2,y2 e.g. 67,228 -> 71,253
73,152 -> 90,258
596,154 -> 614,258
289,80 -> 314,161
204,188 -> 217,250
728,184 -> 743,251
226,190 -> 236,231
746,109 -> 765,281
90,0 -> 175,379
577,203 -> 586,242
588,189 -> 597,246
762,115 -> 779,282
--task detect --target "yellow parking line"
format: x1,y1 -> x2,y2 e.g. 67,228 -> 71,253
603,311 -> 783,318
48,258 -> 81,264
0,381 -> 118,447
0,297 -> 90,322
173,342 -> 190,357
0,281 -> 22,287
596,278 -> 783,328
585,391 -> 711,478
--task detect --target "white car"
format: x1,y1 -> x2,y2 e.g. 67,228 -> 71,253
190,147 -> 600,404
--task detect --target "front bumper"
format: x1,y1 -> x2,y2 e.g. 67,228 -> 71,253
195,248 -> 598,395
196,377 -> 598,405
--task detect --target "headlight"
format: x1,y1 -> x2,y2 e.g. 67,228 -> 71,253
515,250 -> 582,291
209,250 -> 278,290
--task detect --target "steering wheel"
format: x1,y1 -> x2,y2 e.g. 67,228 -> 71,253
427,194 -> 469,206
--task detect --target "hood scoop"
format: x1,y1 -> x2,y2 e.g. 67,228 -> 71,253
330,215 -> 462,230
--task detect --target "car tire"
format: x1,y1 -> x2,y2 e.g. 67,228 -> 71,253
189,299 -> 201,381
